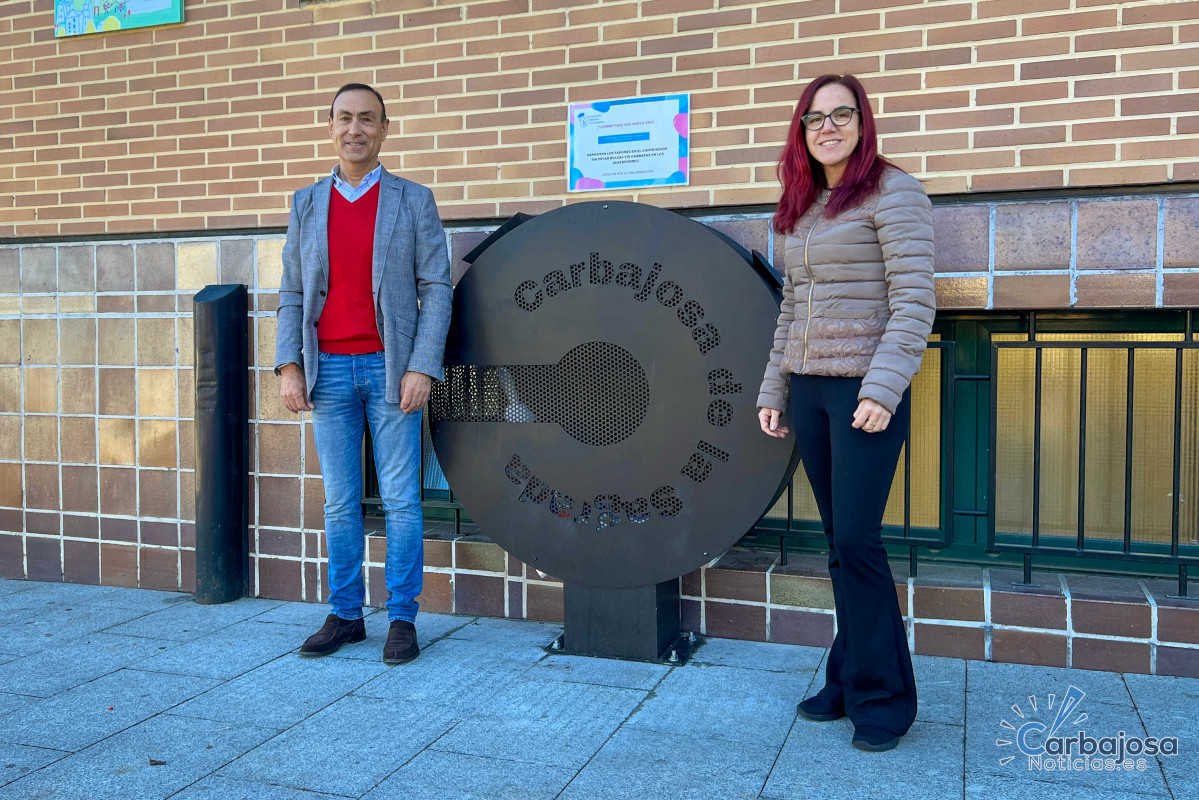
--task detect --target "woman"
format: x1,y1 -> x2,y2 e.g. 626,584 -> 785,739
757,75 -> 935,753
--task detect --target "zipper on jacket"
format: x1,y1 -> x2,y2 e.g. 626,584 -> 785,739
800,215 -> 819,372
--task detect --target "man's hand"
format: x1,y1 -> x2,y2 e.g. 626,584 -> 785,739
758,407 -> 790,438
400,370 -> 432,413
279,363 -> 313,413
852,398 -> 892,434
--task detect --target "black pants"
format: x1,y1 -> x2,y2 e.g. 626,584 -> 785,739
789,374 -> 917,736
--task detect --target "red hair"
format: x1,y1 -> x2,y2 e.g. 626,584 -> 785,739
773,74 -> 895,234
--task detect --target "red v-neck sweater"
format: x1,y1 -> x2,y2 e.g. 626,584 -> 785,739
318,182 -> 385,354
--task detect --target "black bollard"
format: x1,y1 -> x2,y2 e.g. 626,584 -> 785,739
193,284 -> 249,604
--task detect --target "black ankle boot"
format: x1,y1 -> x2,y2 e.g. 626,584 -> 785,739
852,725 -> 902,752
797,695 -> 845,722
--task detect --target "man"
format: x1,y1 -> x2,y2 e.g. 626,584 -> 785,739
275,83 -> 452,664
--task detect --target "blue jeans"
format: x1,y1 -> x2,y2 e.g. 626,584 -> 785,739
310,351 -> 423,623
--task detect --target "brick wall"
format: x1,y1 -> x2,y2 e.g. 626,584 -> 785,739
4,0 -> 1199,237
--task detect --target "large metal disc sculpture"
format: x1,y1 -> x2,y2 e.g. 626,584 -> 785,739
430,201 -> 797,590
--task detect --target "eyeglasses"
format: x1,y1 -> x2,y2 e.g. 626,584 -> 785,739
801,106 -> 859,131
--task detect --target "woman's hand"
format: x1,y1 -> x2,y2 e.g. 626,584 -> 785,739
852,399 -> 891,433
758,407 -> 790,438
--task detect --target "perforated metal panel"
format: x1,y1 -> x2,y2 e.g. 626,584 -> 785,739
430,201 -> 798,589
431,342 -> 650,446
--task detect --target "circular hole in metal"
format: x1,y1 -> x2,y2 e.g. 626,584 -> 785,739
554,341 -> 649,446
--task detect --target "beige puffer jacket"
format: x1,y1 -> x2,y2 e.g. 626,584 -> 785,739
757,166 -> 935,415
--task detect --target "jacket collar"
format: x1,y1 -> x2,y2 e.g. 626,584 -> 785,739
372,166 -> 405,296
312,174 -> 333,276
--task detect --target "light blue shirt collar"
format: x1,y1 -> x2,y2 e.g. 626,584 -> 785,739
331,164 -> 382,203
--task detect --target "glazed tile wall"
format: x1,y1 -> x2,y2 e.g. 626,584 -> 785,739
0,190 -> 1195,624
377,536 -> 1199,679
931,192 -> 1199,310
687,552 -> 1199,678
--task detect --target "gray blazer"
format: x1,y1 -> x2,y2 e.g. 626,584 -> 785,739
274,166 -> 452,404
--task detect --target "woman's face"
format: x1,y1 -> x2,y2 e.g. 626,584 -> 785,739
804,83 -> 861,185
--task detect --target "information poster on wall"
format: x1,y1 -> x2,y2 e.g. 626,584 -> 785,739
55,0 -> 183,38
568,94 -> 690,192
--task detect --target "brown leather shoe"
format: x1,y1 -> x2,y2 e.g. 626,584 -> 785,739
383,620 -> 419,665
300,614 -> 366,657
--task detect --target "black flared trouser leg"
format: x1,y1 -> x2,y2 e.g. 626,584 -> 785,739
789,374 -> 917,736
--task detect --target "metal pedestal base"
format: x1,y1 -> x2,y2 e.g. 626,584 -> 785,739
560,581 -> 682,662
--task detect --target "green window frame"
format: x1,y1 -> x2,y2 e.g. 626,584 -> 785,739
746,310 -> 1198,582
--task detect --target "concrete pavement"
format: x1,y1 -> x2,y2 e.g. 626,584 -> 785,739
0,578 -> 1192,799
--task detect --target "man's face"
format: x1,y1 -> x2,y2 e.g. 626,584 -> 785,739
328,89 -> 388,171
